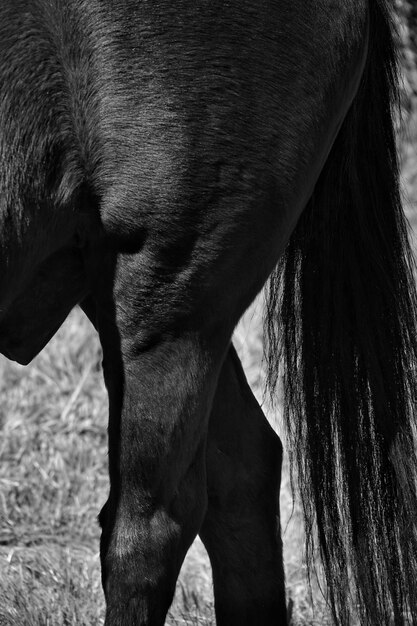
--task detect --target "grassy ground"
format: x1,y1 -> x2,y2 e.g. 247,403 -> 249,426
1,28 -> 417,626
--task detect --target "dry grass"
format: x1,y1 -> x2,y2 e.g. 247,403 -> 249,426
0,313 -> 107,625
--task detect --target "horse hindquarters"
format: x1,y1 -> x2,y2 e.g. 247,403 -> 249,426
77,1 -> 369,624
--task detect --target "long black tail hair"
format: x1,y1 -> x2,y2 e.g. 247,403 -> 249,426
265,2 -> 417,624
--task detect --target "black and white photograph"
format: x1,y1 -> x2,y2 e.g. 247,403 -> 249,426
1,1 -> 417,624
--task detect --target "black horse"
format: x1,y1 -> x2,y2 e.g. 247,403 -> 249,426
1,1 -> 417,625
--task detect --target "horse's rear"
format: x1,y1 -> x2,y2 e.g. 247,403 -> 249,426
0,0 -> 366,355
2,1 -> 416,625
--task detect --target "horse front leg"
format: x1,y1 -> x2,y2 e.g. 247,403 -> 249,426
96,301 -> 228,625
200,345 -> 287,625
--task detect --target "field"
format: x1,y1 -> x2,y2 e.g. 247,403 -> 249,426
1,26 -> 417,626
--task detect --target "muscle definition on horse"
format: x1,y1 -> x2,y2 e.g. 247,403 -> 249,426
1,1 -> 417,624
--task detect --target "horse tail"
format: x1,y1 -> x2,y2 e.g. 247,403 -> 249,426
265,1 -> 417,624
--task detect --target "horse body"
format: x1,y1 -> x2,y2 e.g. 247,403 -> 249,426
0,0 -> 365,362
1,1 -> 416,625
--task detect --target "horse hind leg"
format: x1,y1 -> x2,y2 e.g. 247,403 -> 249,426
199,345 -> 287,626
88,249 -> 241,626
